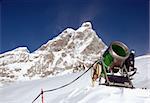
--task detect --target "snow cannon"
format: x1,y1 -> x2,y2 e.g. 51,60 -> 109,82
102,41 -> 130,73
92,41 -> 136,88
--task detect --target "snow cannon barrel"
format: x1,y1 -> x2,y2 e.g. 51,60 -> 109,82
102,41 -> 129,72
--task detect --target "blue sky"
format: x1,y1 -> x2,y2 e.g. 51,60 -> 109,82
1,0 -> 149,56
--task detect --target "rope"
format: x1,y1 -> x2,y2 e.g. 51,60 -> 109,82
32,92 -> 42,103
32,60 -> 97,103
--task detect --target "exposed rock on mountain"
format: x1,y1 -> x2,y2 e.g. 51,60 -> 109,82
0,22 -> 107,85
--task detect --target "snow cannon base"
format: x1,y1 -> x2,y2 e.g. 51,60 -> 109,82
101,75 -> 134,88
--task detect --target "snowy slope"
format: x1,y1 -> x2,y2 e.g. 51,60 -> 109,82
0,55 -> 150,103
133,55 -> 150,89
0,22 -> 107,85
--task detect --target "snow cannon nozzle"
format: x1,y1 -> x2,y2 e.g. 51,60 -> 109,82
102,41 -> 130,70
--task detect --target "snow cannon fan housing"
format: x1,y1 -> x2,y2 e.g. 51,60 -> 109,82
103,41 -> 130,73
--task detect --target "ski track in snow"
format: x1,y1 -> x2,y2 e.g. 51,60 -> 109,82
0,55 -> 150,103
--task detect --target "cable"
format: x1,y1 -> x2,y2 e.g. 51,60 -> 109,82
32,60 -> 97,103
32,92 -> 42,103
44,61 -> 96,92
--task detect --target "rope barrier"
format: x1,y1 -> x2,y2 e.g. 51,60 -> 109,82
32,60 -> 97,103
32,92 -> 42,103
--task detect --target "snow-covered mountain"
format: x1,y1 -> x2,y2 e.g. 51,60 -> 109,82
0,22 -> 107,85
0,54 -> 150,103
0,22 -> 150,103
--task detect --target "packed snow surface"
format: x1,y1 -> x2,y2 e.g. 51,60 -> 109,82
0,55 -> 150,103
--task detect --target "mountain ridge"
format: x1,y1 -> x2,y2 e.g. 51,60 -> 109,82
0,22 -> 107,85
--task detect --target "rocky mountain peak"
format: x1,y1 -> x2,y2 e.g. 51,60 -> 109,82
81,22 -> 92,29
0,22 -> 107,85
